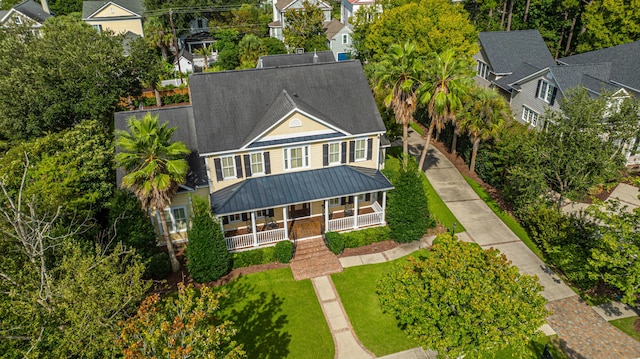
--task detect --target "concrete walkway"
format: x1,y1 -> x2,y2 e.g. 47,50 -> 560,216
406,130 -> 640,358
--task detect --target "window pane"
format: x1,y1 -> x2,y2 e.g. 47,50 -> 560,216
329,143 -> 340,163
355,139 -> 366,160
222,157 -> 235,178
163,208 -> 173,232
251,153 -> 263,173
173,207 -> 188,231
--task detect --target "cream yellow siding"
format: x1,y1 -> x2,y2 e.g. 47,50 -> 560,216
86,19 -> 143,36
93,4 -> 137,17
208,135 -> 381,192
153,187 -> 211,243
262,112 -> 334,139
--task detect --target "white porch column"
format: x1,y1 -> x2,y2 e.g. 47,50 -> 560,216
251,211 -> 258,247
324,199 -> 329,233
283,206 -> 289,240
353,195 -> 359,229
219,216 -> 224,233
382,191 -> 387,223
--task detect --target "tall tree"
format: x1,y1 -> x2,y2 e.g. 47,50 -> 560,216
417,49 -> 472,170
458,86 -> 511,173
115,114 -> 190,272
194,44 -> 214,72
0,16 -> 141,140
127,37 -> 165,107
373,41 -> 426,168
237,34 -> 267,68
282,0 -> 329,52
143,17 -> 174,62
577,0 -> 640,53
378,233 -> 549,358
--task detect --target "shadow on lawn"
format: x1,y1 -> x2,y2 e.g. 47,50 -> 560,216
218,279 -> 291,358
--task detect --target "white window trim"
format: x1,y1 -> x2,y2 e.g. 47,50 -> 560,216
358,193 -> 367,202
250,152 -> 265,175
329,198 -> 341,207
477,60 -> 489,80
221,156 -> 236,180
283,145 -> 310,171
342,34 -> 348,44
522,106 -> 539,125
538,80 -> 556,104
328,141 -> 341,165
156,206 -> 189,234
354,138 -> 367,162
227,213 -> 242,223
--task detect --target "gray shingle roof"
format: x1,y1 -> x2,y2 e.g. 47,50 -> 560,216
559,41 -> 640,93
14,0 -> 52,23
210,165 -> 393,215
189,60 -> 385,154
257,51 -> 335,68
324,18 -> 344,40
479,30 -> 555,75
82,0 -> 145,18
494,62 -> 543,91
549,63 -> 612,95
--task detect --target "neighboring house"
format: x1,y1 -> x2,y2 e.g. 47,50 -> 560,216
174,49 -> 194,73
475,31 -> 640,168
114,61 -> 393,251
82,0 -> 145,36
340,0 -> 376,27
188,16 -> 208,34
256,50 -> 335,68
0,0 -> 53,34
182,31 -> 216,53
269,0 -> 332,44
324,18 -> 351,61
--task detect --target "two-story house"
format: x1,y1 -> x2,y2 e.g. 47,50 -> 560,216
82,0 -> 145,36
269,0 -> 332,42
0,0 -> 53,34
115,60 -> 393,251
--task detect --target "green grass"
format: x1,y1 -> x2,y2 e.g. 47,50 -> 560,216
216,268 -> 334,359
385,154 -> 465,233
610,317 -> 640,342
332,256 -> 420,356
463,175 -> 544,259
410,122 -> 424,135
334,258 -> 566,358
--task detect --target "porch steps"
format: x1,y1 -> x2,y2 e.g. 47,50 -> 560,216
290,237 -> 343,280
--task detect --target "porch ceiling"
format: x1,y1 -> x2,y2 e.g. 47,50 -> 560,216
210,165 -> 393,215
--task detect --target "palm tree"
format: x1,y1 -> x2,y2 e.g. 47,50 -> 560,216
115,114 -> 190,272
417,49 -> 472,171
373,41 -> 426,168
458,87 -> 511,173
194,45 -> 215,72
144,17 -> 174,61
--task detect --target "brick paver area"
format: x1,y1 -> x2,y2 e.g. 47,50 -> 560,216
547,296 -> 640,359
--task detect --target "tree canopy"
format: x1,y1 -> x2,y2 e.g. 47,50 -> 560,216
353,0 -> 478,62
282,0 -> 329,52
0,16 -> 144,140
378,234 -> 548,357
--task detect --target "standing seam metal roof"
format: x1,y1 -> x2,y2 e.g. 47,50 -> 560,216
210,165 -> 393,215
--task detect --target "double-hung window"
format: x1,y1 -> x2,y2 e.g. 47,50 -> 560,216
328,142 -> 341,164
157,206 -> 188,234
221,156 -> 236,179
329,198 -> 341,207
538,81 -> 556,103
477,61 -> 489,80
522,106 -> 539,125
354,139 -> 367,161
250,152 -> 264,175
342,34 -> 348,44
284,145 -> 309,170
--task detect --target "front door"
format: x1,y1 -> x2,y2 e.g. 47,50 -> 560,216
289,203 -> 310,219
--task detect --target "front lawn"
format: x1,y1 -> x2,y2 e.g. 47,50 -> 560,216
610,317 -> 640,342
332,256 -> 419,356
333,256 -> 566,358
216,268 -> 333,359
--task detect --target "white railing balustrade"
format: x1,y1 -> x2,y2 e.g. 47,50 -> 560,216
257,228 -> 286,245
225,233 -> 253,250
358,212 -> 383,227
372,201 -> 383,213
327,216 -> 354,232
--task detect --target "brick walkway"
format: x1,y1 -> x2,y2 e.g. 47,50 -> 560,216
290,237 -> 343,280
547,296 -> 640,359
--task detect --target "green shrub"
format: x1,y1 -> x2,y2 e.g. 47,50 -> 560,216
146,252 -> 171,279
231,247 -> 276,269
106,190 -> 157,260
325,232 -> 345,254
275,241 -> 294,263
341,226 -> 391,248
186,197 -> 230,283
386,157 -> 435,243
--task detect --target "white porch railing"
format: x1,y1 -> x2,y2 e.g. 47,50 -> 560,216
358,212 -> 384,227
327,216 -> 355,232
327,205 -> 385,232
225,228 -> 287,251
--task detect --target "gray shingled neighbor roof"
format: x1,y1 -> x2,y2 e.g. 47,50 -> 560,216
324,18 -> 344,40
189,60 -> 385,154
479,30 -> 555,75
549,63 -> 613,95
13,0 -> 52,23
82,0 -> 145,18
113,106 -> 208,189
494,62 -> 542,91
257,51 -> 335,68
210,165 -> 393,215
558,41 -> 640,93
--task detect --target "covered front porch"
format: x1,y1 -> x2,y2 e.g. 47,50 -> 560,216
210,165 -> 394,252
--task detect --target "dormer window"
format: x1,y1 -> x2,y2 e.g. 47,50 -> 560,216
289,118 -> 302,128
537,80 -> 557,104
